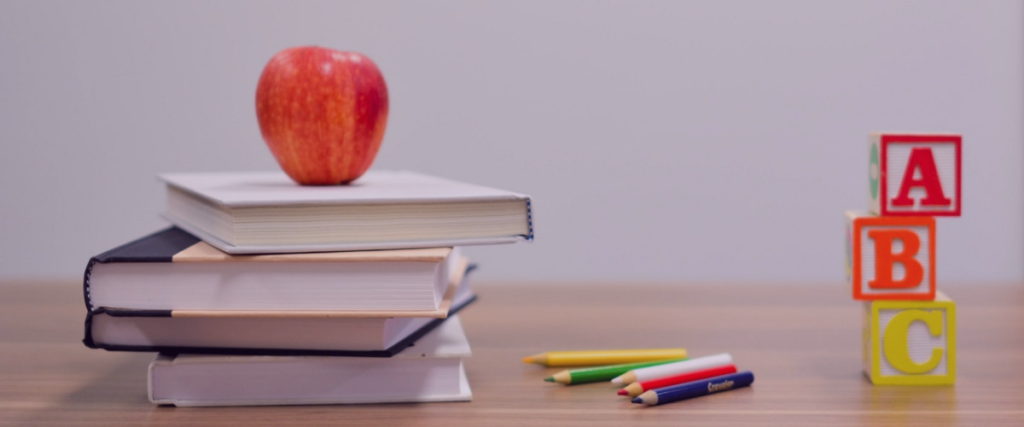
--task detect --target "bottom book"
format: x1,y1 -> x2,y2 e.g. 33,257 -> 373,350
149,315 -> 473,407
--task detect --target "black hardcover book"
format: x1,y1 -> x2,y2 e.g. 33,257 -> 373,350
82,227 -> 477,357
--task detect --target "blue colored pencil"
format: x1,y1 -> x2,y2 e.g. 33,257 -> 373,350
631,371 -> 754,406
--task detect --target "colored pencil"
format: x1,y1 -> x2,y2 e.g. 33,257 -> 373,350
618,364 -> 737,397
522,348 -> 687,367
545,358 -> 688,385
611,353 -> 732,385
632,371 -> 754,406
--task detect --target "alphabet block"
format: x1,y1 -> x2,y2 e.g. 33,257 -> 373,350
845,211 -> 935,301
869,133 -> 961,217
862,291 -> 956,385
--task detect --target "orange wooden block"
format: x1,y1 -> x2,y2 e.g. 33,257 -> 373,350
845,211 -> 935,301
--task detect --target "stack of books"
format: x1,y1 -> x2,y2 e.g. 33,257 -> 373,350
81,170 -> 533,406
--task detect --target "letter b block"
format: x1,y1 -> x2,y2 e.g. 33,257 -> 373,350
869,132 -> 961,217
845,211 -> 935,301
862,292 -> 956,385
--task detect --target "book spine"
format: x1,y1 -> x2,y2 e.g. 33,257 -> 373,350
82,309 -> 96,348
526,197 -> 534,241
83,257 -> 98,312
82,227 -> 200,312
82,307 -> 174,349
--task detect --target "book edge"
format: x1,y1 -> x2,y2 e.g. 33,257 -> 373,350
166,216 -> 526,254
87,294 -> 477,358
160,170 -> 530,207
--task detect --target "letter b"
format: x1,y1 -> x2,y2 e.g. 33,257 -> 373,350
845,212 -> 935,301
867,229 -> 923,289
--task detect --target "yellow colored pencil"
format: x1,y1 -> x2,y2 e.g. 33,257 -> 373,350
522,348 -> 687,367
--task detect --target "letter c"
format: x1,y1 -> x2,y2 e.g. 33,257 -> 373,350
883,309 -> 944,374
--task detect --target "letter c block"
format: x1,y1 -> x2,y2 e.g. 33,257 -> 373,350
845,211 -> 936,301
862,291 -> 956,385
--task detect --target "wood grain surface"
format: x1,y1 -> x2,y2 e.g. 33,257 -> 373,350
1,281 -> 1022,426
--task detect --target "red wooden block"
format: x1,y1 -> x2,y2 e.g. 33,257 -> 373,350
869,133 -> 961,217
845,211 -> 936,301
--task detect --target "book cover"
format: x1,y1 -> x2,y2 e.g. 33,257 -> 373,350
83,271 -> 477,357
148,316 -> 474,406
160,170 -> 534,254
84,227 -> 462,312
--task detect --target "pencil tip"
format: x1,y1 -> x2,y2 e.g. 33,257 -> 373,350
610,377 -> 623,385
617,389 -> 628,396
523,353 -> 548,365
631,397 -> 643,404
544,376 -> 554,382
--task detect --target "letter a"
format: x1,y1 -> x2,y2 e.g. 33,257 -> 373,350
868,229 -> 923,289
891,147 -> 951,207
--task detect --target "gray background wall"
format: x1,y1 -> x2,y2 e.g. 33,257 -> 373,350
1,1 -> 1021,283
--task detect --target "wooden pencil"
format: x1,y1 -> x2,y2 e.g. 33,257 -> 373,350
522,348 -> 687,367
632,371 -> 754,406
611,353 -> 732,385
618,364 -> 737,397
545,358 -> 688,385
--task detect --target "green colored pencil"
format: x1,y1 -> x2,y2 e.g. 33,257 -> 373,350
544,358 -> 688,385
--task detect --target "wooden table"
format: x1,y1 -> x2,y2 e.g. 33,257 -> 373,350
2,282 -> 1022,426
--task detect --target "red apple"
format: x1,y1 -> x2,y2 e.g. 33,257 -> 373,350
256,46 -> 389,185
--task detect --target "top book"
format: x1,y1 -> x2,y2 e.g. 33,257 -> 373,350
160,170 -> 534,254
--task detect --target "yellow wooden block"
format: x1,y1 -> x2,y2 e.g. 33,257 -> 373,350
863,291 -> 956,385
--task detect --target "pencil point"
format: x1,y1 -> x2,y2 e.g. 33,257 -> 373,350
549,371 -> 571,384
631,397 -> 643,404
617,389 -> 628,396
615,372 -> 636,385
522,353 -> 547,365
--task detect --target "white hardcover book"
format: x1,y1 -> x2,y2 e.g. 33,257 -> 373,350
148,316 -> 473,407
85,227 -> 465,312
160,170 -> 534,254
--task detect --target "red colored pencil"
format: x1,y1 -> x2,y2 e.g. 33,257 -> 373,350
618,364 -> 738,397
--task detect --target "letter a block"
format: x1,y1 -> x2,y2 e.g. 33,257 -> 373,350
869,132 -> 961,217
862,291 -> 956,385
845,211 -> 935,301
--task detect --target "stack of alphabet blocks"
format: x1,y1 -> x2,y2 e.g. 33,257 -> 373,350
845,132 -> 961,385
